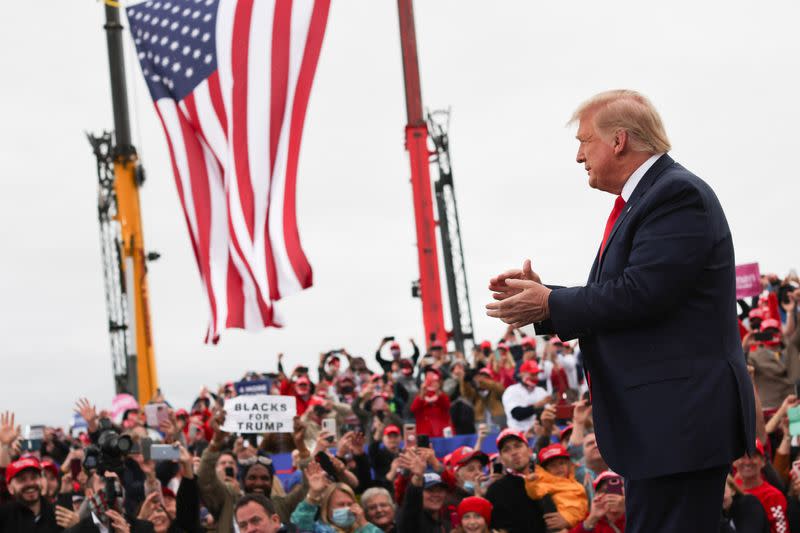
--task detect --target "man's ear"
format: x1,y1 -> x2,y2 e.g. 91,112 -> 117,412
612,129 -> 628,155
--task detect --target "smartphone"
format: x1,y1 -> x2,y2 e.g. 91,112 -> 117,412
794,381 -> 800,398
492,462 -> 504,475
403,424 -> 417,448
322,418 -> 337,440
20,439 -> 42,452
315,451 -> 338,480
383,336 -> 395,343
150,444 -> 181,462
417,434 -> 430,448
604,477 -> 624,495
754,331 -> 773,342
70,458 -> 82,478
555,404 -> 575,420
144,403 -> 170,428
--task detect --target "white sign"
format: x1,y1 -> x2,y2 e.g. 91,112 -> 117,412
222,395 -> 296,433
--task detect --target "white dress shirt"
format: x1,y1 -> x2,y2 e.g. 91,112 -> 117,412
620,153 -> 665,201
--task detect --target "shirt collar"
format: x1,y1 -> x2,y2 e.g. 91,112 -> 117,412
92,513 -> 110,533
620,153 -> 664,202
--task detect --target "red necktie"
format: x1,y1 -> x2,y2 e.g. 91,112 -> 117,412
599,195 -> 626,257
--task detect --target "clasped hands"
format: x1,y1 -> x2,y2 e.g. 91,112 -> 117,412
486,259 -> 552,328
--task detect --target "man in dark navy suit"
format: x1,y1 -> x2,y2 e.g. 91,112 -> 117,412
486,90 -> 755,533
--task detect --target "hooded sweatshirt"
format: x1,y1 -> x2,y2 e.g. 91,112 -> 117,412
525,465 -> 589,527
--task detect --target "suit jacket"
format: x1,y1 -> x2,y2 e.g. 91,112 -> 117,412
537,154 -> 755,480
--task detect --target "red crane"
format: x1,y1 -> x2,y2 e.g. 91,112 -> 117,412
396,0 -> 447,348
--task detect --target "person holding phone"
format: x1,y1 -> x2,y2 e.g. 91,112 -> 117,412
570,472 -> 626,533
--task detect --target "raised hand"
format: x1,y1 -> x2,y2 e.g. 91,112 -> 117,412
74,398 -> 99,432
573,400 -> 593,427
0,411 -> 20,446
306,461 -> 331,497
55,505 -> 80,528
351,502 -> 368,528
209,409 -> 228,447
106,509 -> 131,533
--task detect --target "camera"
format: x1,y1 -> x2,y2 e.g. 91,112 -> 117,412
83,418 -> 133,475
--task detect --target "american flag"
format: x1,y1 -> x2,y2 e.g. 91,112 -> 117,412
126,0 -> 330,342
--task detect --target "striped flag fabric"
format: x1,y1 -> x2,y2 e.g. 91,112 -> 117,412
126,0 -> 330,342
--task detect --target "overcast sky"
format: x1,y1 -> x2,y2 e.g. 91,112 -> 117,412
2,1 -> 798,427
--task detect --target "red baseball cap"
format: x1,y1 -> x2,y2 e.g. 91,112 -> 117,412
593,470 -> 623,490
519,360 -> 541,375
748,309 -> 764,321
390,341 -> 401,350
479,340 -> 492,350
6,457 -> 42,483
497,342 -> 509,351
450,446 -> 489,468
761,319 -> 781,332
477,367 -> 494,378
496,428 -> 527,450
521,337 -> 537,348
457,496 -> 493,524
559,425 -> 574,442
383,425 -> 401,436
538,444 -> 570,465
40,460 -> 59,478
430,341 -> 444,350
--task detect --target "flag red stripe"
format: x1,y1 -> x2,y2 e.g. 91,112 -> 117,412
269,0 -> 291,175
225,255 -> 245,331
231,0 -> 256,240
227,215 -> 274,326
207,71 -> 228,139
282,0 -> 330,288
178,95 -> 220,339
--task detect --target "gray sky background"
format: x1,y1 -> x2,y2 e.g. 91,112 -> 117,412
1,1 -> 798,427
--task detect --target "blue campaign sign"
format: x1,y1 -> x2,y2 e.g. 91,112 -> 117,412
235,379 -> 272,396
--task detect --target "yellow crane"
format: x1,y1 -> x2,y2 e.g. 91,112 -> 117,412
87,1 -> 158,403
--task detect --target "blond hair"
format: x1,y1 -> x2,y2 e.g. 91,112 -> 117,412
320,483 -> 358,531
569,90 -> 671,154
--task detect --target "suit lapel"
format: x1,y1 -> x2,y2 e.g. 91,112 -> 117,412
594,154 -> 674,280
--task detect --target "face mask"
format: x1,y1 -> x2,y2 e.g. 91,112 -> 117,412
462,481 -> 475,494
331,507 -> 355,528
391,349 -> 401,358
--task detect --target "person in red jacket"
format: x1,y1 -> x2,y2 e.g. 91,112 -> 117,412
569,471 -> 626,533
410,369 -> 452,437
734,439 -> 789,533
278,374 -> 314,416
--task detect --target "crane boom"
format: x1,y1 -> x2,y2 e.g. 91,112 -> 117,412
88,3 -> 158,403
397,0 -> 447,347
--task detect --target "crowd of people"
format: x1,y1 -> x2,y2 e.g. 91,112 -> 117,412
0,273 -> 798,533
